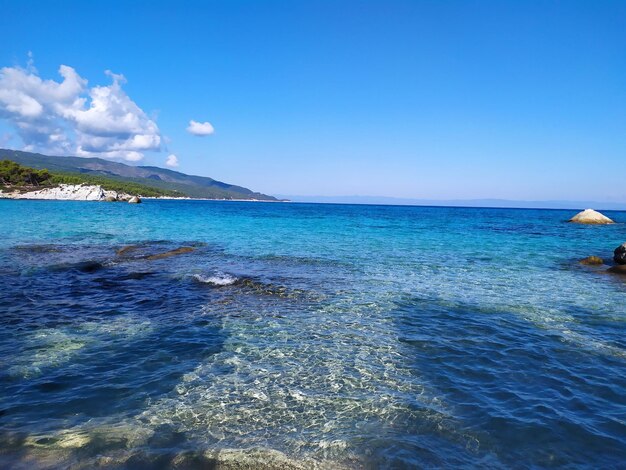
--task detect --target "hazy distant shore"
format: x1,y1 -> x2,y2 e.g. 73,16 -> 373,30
280,195 -> 626,211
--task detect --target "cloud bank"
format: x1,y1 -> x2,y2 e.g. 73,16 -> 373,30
187,120 -> 214,136
0,63 -> 161,161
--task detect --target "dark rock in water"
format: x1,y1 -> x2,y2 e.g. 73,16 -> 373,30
37,381 -> 69,393
77,261 -> 104,273
614,243 -> 626,265
120,272 -> 154,280
146,247 -> 195,260
73,261 -> 104,273
579,256 -> 604,266
607,265 -> 626,275
47,260 -> 104,273
13,244 -> 63,253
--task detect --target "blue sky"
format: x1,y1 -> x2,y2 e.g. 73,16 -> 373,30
0,0 -> 625,202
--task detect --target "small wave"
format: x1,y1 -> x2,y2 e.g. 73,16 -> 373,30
193,273 -> 238,286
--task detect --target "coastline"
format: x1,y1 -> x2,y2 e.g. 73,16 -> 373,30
0,184 -> 289,203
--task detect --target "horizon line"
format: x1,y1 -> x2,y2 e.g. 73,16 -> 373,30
277,195 -> 626,211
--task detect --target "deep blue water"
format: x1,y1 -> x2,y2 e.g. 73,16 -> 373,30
0,199 -> 625,469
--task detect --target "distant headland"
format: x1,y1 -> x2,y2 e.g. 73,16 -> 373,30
0,149 -> 281,202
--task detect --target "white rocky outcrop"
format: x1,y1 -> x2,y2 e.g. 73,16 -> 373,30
568,209 -> 614,225
0,184 -> 129,201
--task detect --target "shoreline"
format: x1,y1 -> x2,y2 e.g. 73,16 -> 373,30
2,188 -> 625,211
0,184 -> 288,203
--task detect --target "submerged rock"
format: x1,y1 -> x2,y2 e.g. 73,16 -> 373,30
614,243 -> 626,265
86,447 -> 340,470
203,448 -> 313,469
579,256 -> 604,265
74,261 -> 105,273
116,245 -> 140,256
12,244 -> 63,254
128,196 -> 142,204
568,209 -> 614,224
50,260 -> 104,273
120,271 -> 154,280
145,247 -> 195,260
607,265 -> 626,275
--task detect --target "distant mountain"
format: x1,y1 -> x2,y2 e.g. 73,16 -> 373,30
0,149 -> 279,201
279,195 -> 626,211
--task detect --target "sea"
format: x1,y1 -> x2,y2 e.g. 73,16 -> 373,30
0,199 -> 625,469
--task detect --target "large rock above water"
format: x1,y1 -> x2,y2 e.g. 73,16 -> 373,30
614,243 -> 626,265
0,184 -> 129,201
568,209 -> 614,225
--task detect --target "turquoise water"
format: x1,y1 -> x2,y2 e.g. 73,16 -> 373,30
1,199 -> 625,469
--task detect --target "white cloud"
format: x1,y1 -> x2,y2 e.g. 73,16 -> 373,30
187,120 -> 214,136
165,154 -> 179,167
0,62 -> 161,161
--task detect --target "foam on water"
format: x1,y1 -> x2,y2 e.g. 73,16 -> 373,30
193,272 -> 238,286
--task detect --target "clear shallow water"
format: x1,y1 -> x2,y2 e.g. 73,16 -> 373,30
0,199 -> 625,469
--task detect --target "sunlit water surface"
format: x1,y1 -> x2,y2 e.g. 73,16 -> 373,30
1,200 -> 625,469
